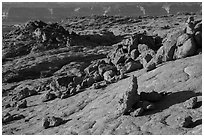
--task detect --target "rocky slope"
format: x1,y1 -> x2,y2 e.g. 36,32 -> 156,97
2,13 -> 202,135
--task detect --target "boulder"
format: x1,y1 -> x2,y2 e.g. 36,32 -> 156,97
140,91 -> 162,102
163,30 -> 184,61
17,99 -> 27,109
126,35 -> 138,54
42,91 -> 56,102
55,76 -> 74,88
103,70 -> 115,82
141,50 -> 155,68
93,71 -> 103,82
138,34 -> 156,50
166,114 -> 193,128
117,75 -> 140,114
174,37 -> 197,59
98,64 -> 117,76
138,44 -> 149,54
15,86 -> 38,101
183,96 -> 197,109
154,46 -> 165,65
2,113 -> 25,124
73,76 -> 83,85
2,113 -> 13,124
145,59 -> 156,72
42,116 -> 64,129
130,49 -> 140,60
194,22 -> 202,32
176,34 -> 190,47
70,87 -> 76,95
81,77 -> 95,87
125,60 -> 143,73
194,31 -> 202,48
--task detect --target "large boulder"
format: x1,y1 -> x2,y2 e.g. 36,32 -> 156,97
174,37 -> 197,59
162,30 -> 184,61
117,75 -> 140,114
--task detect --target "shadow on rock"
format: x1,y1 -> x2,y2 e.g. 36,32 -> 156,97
143,90 -> 200,116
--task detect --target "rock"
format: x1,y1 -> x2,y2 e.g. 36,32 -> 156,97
130,107 -> 144,117
2,113 -> 13,124
183,96 -> 197,109
185,17 -> 195,35
166,113 -> 194,128
174,37 -> 196,59
93,71 -> 103,82
163,30 -> 184,61
178,116 -> 194,128
42,91 -> 56,102
130,49 -> 139,60
2,113 -> 25,124
70,87 -> 76,95
117,75 -> 140,114
55,91 -> 63,98
76,84 -> 82,92
125,60 -> 143,73
42,116 -> 64,129
92,81 -> 107,89
84,64 -> 98,75
4,104 -> 11,108
55,76 -> 74,88
138,44 -> 149,54
145,59 -> 156,72
108,48 -> 126,65
103,70 -> 115,82
140,91 -> 162,102
141,50 -> 155,68
15,86 -> 38,101
98,64 -> 116,76
73,76 -> 83,85
82,77 -> 95,87
138,34 -> 156,50
154,46 -> 165,65
124,35 -> 138,54
60,90 -> 70,99
176,34 -> 190,47
194,31 -> 202,48
194,22 -> 202,32
17,99 -> 27,108
141,101 -> 155,110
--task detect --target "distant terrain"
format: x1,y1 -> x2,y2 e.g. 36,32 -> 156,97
2,2 -> 202,23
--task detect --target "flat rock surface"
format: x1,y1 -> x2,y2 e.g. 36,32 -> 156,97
2,54 -> 202,135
